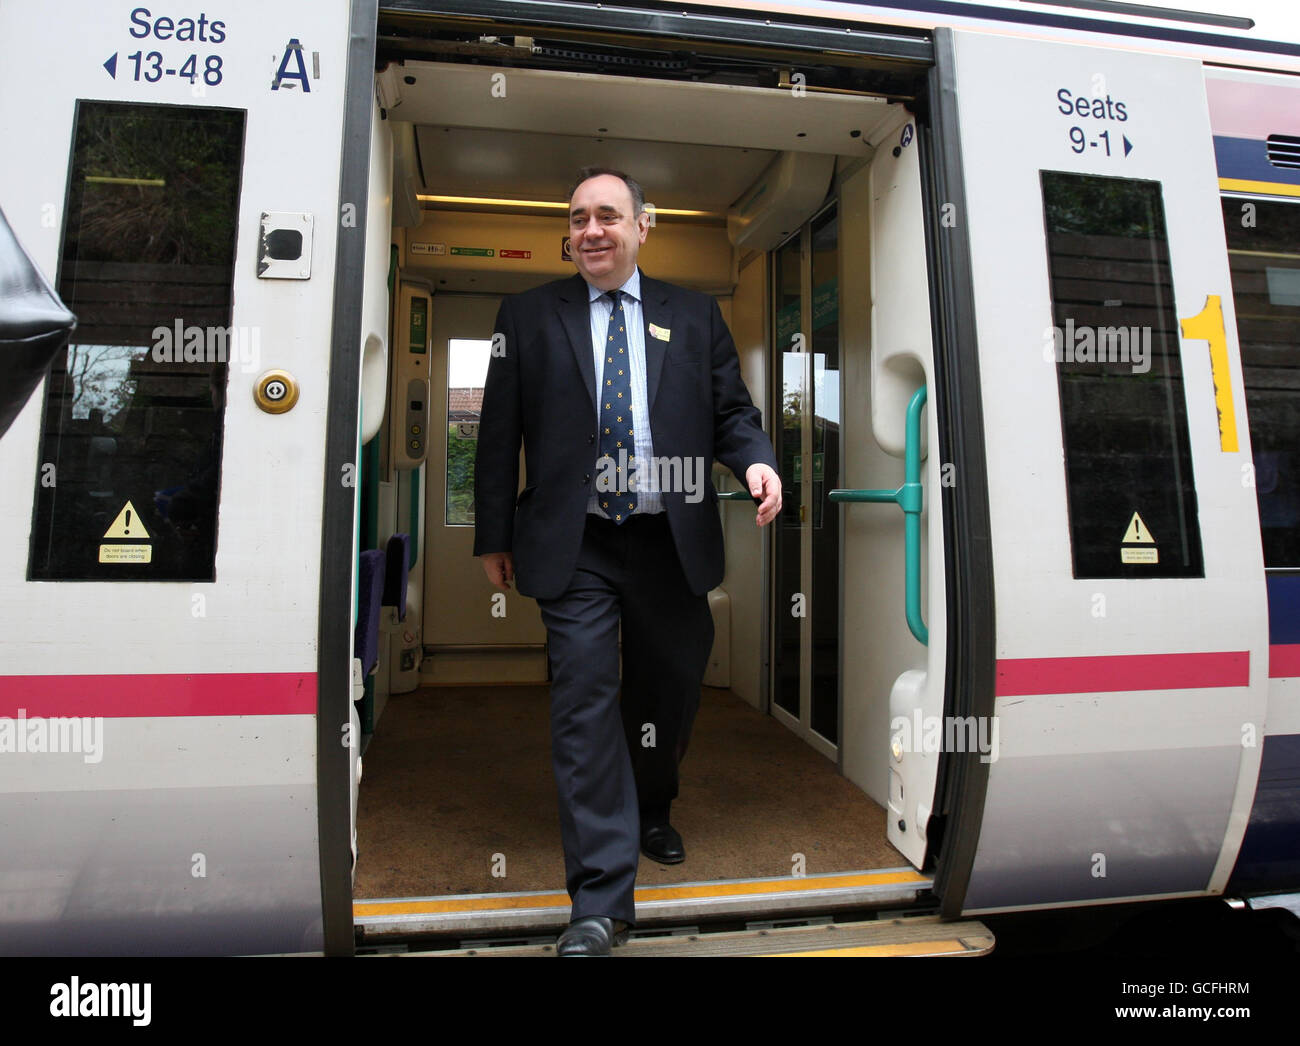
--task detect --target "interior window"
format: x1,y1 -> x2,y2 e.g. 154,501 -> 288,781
446,337 -> 491,526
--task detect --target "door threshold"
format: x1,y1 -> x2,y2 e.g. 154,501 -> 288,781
406,914 -> 992,957
354,867 -> 931,938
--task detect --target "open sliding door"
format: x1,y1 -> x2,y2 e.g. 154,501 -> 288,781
945,29 -> 1268,911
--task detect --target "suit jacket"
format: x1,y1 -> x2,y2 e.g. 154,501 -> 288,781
473,268 -> 778,600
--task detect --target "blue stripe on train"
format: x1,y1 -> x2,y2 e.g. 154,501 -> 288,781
1213,135 -> 1300,188
1229,734 -> 1300,894
1229,577 -> 1300,893
1268,575 -> 1300,645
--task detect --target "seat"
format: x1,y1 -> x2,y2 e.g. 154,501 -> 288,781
382,532 -> 410,623
355,548 -> 386,678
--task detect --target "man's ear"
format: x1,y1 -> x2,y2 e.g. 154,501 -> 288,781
636,212 -> 650,241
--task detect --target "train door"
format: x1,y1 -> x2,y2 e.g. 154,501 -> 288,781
0,0 -> 375,954
768,119 -> 952,881
943,30 -> 1269,910
1207,67 -> 1300,901
348,7 -> 976,949
419,292 -> 550,685
833,104 -> 952,873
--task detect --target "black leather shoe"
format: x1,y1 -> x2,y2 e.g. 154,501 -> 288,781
556,916 -> 629,957
641,822 -> 685,864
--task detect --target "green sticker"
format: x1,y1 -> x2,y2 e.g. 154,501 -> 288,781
410,296 -> 427,353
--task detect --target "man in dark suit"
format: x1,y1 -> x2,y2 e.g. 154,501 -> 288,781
474,167 -> 781,955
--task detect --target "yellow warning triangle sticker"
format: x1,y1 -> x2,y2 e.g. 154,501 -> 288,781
1121,512 -> 1154,544
103,500 -> 149,540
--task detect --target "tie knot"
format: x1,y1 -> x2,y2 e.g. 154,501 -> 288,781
607,290 -> 620,308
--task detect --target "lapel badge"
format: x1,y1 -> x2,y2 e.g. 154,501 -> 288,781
648,323 -> 671,342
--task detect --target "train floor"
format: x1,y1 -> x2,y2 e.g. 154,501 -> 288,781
353,683 -> 907,900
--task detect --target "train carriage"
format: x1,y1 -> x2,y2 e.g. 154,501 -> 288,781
0,0 -> 1297,956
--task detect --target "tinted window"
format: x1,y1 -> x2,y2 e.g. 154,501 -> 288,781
1041,171 -> 1204,579
1221,197 -> 1300,569
29,101 -> 244,581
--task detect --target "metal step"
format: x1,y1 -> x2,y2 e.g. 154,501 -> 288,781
405,915 -> 993,957
355,867 -> 932,938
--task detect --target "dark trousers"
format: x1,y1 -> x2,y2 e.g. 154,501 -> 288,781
536,512 -> 714,924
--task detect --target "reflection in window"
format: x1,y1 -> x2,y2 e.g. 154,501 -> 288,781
66,344 -> 151,423
29,101 -> 244,581
1222,197 -> 1300,568
446,338 -> 492,526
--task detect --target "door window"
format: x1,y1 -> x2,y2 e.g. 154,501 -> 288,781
771,204 -> 840,751
28,101 -> 244,581
1041,171 -> 1204,579
809,207 -> 840,744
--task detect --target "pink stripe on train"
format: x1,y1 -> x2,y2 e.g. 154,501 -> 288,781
1271,644 -> 1300,679
0,673 -> 317,717
996,651 -> 1249,696
1207,77 -> 1300,141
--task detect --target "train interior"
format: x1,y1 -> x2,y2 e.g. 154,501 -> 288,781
350,38 -> 949,942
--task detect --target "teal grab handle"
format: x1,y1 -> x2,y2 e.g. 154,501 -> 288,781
828,385 -> 928,646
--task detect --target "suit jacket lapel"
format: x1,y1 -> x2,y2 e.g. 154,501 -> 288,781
557,273 -> 597,416
639,269 -> 672,416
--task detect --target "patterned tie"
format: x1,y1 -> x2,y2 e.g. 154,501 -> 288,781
597,290 -> 637,523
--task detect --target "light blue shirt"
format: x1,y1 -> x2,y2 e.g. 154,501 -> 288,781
585,270 -> 662,516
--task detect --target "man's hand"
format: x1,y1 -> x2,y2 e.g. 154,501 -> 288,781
480,552 -> 514,591
745,463 -> 782,527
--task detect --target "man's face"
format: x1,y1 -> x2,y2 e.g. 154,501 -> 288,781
568,174 -> 649,290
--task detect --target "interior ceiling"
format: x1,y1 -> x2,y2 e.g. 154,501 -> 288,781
416,126 -> 774,212
390,60 -> 900,211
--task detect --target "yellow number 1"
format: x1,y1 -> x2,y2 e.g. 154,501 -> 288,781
1179,294 -> 1239,453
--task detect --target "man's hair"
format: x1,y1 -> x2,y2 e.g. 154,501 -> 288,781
567,166 -> 645,216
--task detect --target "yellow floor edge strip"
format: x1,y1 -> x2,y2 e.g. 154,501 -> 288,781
355,869 -> 928,918
356,892 -> 571,916
761,938 -> 974,957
